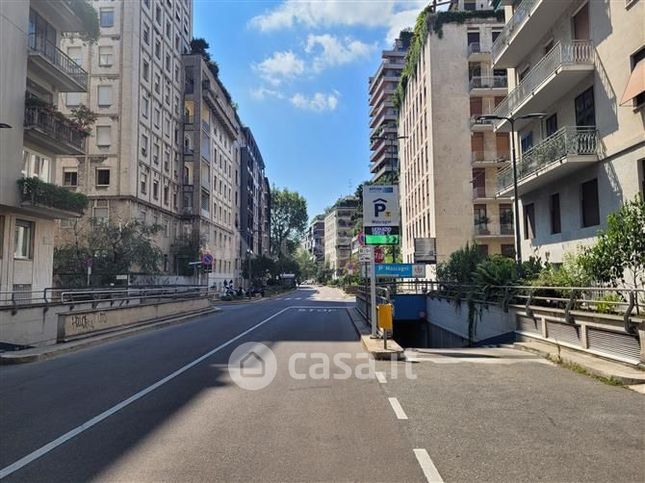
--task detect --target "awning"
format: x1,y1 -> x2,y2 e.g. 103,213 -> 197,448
620,59 -> 645,106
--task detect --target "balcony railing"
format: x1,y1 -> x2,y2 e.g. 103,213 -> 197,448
468,42 -> 488,56
491,0 -> 538,62
24,106 -> 86,152
28,33 -> 88,91
497,126 -> 600,191
493,41 -> 595,121
17,177 -> 88,216
474,223 -> 490,235
469,75 -> 508,90
500,223 -> 514,235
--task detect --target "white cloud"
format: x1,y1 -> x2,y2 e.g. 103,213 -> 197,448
254,50 -> 305,85
305,34 -> 376,72
250,86 -> 285,100
290,91 -> 340,112
249,1 -> 428,42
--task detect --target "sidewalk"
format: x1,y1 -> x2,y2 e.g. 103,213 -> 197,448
514,340 -> 645,387
0,306 -> 218,365
346,307 -> 404,360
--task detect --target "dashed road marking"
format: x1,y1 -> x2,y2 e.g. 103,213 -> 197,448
414,448 -> 444,482
375,371 -> 387,384
388,397 -> 408,420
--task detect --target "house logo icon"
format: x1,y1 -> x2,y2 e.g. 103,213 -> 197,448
228,342 -> 277,390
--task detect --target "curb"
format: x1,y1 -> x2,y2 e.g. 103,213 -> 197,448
0,307 -> 220,365
345,307 -> 405,360
513,342 -> 645,386
212,289 -> 296,305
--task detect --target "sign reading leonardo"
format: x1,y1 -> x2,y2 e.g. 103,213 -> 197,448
363,184 -> 400,245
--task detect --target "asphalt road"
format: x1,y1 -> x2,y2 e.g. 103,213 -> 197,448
0,286 -> 643,482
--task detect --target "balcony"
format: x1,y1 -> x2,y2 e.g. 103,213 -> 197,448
23,105 -> 86,155
471,151 -> 510,166
470,115 -> 495,132
27,33 -> 88,92
17,177 -> 88,219
474,222 -> 515,239
497,126 -> 600,196
492,0 -> 574,68
493,41 -> 595,131
467,42 -> 490,61
469,76 -> 508,96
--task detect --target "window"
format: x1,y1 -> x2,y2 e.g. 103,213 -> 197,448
143,24 -> 150,45
572,3 -> 590,40
520,132 -> 533,153
155,40 -> 161,59
201,190 -> 210,212
467,31 -> 479,49
140,172 -> 148,194
464,1 -> 476,11
98,46 -> 113,66
14,220 -> 34,259
581,179 -> 600,227
575,87 -> 595,126
96,126 -> 111,147
524,203 -> 535,240
518,65 -> 531,82
155,5 -> 162,24
549,193 -> 561,234
93,200 -> 108,222
67,46 -> 82,65
96,168 -> 110,187
166,20 -> 171,37
143,60 -> 150,81
63,169 -> 78,187
628,47 -> 645,108
97,85 -> 112,107
142,94 -> 149,117
165,54 -> 171,72
501,244 -> 515,258
153,143 -> 160,164
163,184 -> 169,205
66,92 -> 81,106
154,107 -> 161,127
477,244 -> 489,256
22,150 -> 50,180
492,30 -> 501,43
0,216 -> 4,258
545,114 -> 558,137
141,134 -> 148,156
99,8 -> 114,28
153,180 -> 159,200
500,204 -> 513,234
154,74 -> 160,93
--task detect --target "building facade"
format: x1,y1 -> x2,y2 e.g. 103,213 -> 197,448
1,0 -> 92,295
491,0 -> 645,262
55,0 -> 192,269
398,1 -> 509,265
182,53 -> 241,288
324,197 -> 358,277
368,31 -> 411,183
304,215 -> 325,263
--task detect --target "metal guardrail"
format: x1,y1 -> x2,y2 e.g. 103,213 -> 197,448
0,286 -> 210,308
356,286 -> 390,330
469,75 -> 508,90
491,0 -> 538,62
493,41 -> 595,122
497,126 -> 600,192
27,33 -> 88,90
24,106 -> 86,151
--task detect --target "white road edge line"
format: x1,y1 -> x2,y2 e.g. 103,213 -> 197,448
0,306 -> 311,480
414,449 -> 444,483
388,397 -> 408,419
375,371 -> 387,384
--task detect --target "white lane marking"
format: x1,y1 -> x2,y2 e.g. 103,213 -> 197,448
414,449 -> 444,483
375,371 -> 387,384
0,306 -> 297,480
388,397 -> 408,420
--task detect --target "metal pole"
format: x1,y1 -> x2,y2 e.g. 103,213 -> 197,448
510,118 -> 523,270
369,246 -> 378,338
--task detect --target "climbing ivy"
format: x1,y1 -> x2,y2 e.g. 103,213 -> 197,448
66,0 -> 100,43
392,9 -> 504,109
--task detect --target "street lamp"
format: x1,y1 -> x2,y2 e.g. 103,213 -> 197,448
477,113 -> 546,269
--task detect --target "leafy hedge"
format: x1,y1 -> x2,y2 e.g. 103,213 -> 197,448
18,177 -> 89,214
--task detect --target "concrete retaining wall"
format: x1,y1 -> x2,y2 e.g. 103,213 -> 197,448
426,297 -> 515,345
58,297 -> 211,341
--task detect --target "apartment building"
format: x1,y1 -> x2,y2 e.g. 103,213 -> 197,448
491,0 -> 645,262
324,197 -> 358,277
398,1 -> 509,265
1,0 -> 93,294
182,53 -> 241,288
240,127 -> 270,262
56,0 -> 192,267
304,215 -> 325,263
368,31 -> 412,183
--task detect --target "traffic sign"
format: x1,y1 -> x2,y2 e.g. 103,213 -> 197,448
201,253 -> 213,266
375,263 -> 426,278
363,184 -> 400,245
359,246 -> 373,263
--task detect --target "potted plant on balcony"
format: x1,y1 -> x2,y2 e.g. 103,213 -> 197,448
69,104 -> 97,137
475,215 -> 490,235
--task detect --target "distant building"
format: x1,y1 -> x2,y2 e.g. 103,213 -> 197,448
324,197 -> 358,278
491,0 -> 645,262
1,0 -> 94,294
368,31 -> 412,183
398,1 -> 511,265
304,215 -> 325,263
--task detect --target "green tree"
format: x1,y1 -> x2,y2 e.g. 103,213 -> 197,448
270,187 -> 308,258
54,220 -> 163,286
436,243 -> 486,285
582,197 -> 645,290
170,229 -> 203,276
295,249 -> 317,281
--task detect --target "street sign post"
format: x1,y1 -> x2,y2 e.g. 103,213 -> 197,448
375,263 -> 426,278
363,185 -> 400,246
414,237 -> 437,264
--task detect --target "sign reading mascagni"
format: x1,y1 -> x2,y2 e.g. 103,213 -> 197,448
363,184 -> 400,245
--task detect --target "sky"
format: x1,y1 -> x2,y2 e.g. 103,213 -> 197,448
192,0 -> 428,220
